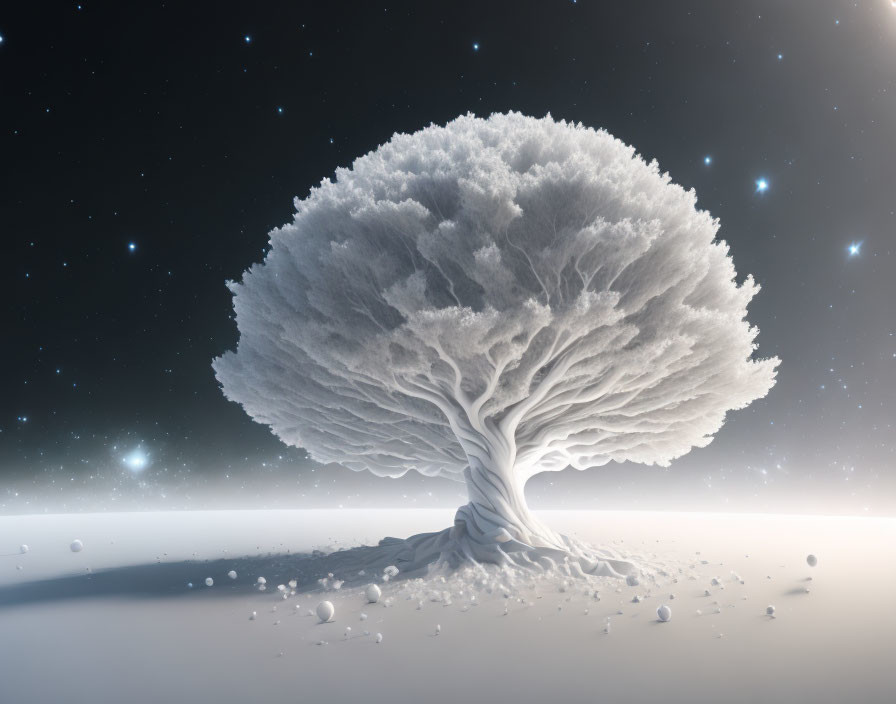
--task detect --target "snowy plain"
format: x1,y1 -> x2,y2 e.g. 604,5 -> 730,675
1,509 -> 894,704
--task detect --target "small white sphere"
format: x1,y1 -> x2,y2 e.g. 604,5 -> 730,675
656,604 -> 672,622
256,576 -> 266,585
806,554 -> 818,567
227,570 -> 237,580
70,539 -> 83,552
249,611 -> 257,620
316,600 -> 335,623
766,605 -> 776,615
205,577 -> 214,587
625,575 -> 639,587
375,632 -> 383,643
365,583 -> 382,603
20,544 -> 29,554
360,612 -> 368,621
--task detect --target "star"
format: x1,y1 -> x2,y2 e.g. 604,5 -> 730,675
704,155 -> 712,165
755,178 -> 769,193
244,35 -> 251,44
123,448 -> 148,471
472,42 -> 480,51
277,106 -> 284,114
848,242 -> 861,257
777,53 -> 783,60
128,242 -> 136,252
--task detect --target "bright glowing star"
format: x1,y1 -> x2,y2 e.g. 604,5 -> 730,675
0,35 -> 4,44
755,178 -> 769,193
244,35 -> 251,43
472,42 -> 480,51
277,106 -> 283,114
128,242 -> 136,252
848,242 -> 861,256
124,448 -> 148,471
777,53 -> 783,60
704,155 -> 712,165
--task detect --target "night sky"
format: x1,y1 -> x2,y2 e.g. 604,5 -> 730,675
3,1 -> 895,514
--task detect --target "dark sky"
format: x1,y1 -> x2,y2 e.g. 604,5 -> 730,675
3,1 -> 895,515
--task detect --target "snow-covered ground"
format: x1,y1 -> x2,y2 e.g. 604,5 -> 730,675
1,509 -> 894,703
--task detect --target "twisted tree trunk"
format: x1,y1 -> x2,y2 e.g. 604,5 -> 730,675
376,454 -> 635,579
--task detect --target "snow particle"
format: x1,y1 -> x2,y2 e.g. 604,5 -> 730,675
205,577 -> 214,587
806,554 -> 818,567
249,611 -> 257,620
625,575 -> 639,587
316,600 -> 335,623
375,632 -> 383,643
19,544 -> 29,554
766,605 -> 776,616
365,584 -> 382,603
228,570 -> 238,580
657,604 -> 672,622
70,539 -> 84,552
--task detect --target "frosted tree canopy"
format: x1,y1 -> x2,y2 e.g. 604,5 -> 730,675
214,112 -> 777,492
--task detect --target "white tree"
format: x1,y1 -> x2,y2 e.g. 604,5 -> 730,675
214,113 -> 778,577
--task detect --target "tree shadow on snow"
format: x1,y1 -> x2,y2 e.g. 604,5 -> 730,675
0,540 -> 415,610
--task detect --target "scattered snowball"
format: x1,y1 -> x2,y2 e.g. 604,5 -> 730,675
205,577 -> 214,587
375,632 -> 383,643
362,583 -> 382,604
316,600 -> 335,623
806,554 -> 818,567
344,627 -> 352,639
70,539 -> 83,552
625,575 -> 639,587
766,605 -> 776,615
20,544 -> 29,554
383,565 -> 399,578
187,582 -> 193,588
657,604 -> 672,622
435,624 -> 441,635
249,611 -> 256,620
360,612 -> 368,621
696,609 -> 702,616
256,576 -> 266,585
227,570 -> 237,580
632,595 -> 641,603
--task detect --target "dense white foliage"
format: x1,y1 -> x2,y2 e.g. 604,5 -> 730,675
214,113 -> 777,564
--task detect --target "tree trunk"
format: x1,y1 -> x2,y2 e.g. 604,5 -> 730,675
455,456 -> 564,552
